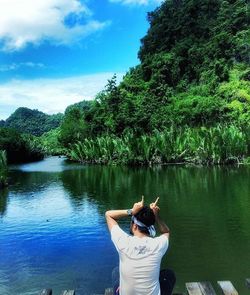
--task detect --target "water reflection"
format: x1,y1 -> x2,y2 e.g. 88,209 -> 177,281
0,188 -> 8,217
0,158 -> 249,295
60,164 -> 250,293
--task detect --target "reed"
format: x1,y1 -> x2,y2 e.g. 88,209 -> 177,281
0,150 -> 8,188
67,124 -> 249,165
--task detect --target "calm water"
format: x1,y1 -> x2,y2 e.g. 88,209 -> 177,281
0,157 -> 250,295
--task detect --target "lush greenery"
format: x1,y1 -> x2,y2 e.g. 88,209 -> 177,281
58,100 -> 91,147
65,0 -> 249,137
36,128 -> 65,156
67,124 -> 248,165
57,0 -> 250,165
2,107 -> 63,136
5,0 -> 247,165
0,127 -> 44,164
0,150 -> 8,188
65,100 -> 92,114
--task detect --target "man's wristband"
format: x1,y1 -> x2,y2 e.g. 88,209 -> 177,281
127,209 -> 133,216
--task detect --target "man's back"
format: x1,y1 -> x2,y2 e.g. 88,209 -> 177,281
111,225 -> 168,295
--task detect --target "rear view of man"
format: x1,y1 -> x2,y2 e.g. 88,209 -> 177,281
105,196 -> 176,295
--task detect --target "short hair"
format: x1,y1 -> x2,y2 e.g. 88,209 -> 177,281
134,206 -> 155,235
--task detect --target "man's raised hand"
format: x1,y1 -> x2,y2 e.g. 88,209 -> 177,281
132,195 -> 144,215
150,197 -> 160,216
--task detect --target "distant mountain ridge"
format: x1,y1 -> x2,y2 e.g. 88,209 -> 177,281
65,100 -> 92,114
1,107 -> 63,136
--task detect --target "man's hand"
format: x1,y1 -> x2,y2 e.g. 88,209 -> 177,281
150,197 -> 170,236
150,197 -> 160,217
132,196 -> 144,215
105,196 -> 145,231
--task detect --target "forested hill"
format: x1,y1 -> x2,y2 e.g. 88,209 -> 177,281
61,0 -> 249,141
2,107 -> 63,136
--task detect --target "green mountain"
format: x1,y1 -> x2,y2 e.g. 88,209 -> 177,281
3,107 -> 63,136
59,0 -> 249,165
75,0 -> 249,136
65,100 -> 92,114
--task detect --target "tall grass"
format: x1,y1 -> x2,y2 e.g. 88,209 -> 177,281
0,150 -> 8,188
67,124 -> 249,165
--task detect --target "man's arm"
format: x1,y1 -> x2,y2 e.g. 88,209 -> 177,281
105,196 -> 144,232
105,210 -> 129,231
155,214 -> 170,238
150,197 -> 170,238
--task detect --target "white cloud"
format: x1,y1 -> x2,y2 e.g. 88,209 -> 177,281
0,73 -> 124,119
109,0 -> 162,5
0,62 -> 45,72
0,0 -> 109,51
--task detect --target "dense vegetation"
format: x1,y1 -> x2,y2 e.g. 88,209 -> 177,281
0,128 -> 44,164
67,124 -> 248,165
0,150 -> 8,188
60,0 -> 249,165
2,0 -> 249,166
59,101 -> 91,147
2,107 -> 63,136
36,128 -> 65,156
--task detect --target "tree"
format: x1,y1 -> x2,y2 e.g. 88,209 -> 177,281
59,108 -> 87,147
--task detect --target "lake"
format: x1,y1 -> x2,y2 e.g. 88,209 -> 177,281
0,157 -> 249,295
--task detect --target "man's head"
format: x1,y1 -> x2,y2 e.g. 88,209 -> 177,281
130,206 -> 155,236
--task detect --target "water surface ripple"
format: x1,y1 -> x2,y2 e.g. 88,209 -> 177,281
0,157 -> 249,294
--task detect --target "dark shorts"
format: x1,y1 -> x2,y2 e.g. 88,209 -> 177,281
112,267 -> 176,295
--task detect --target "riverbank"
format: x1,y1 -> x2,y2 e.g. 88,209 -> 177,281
0,150 -> 8,188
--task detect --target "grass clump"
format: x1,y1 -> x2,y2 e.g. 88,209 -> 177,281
67,124 -> 248,165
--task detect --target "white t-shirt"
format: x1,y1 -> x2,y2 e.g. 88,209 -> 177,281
111,225 -> 169,295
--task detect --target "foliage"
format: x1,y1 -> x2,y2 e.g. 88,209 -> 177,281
73,0 -> 250,141
59,107 -> 88,147
3,107 -> 63,136
0,127 -> 44,164
217,66 -> 250,124
65,100 -> 92,114
67,124 -> 248,165
0,150 -> 8,188
36,128 -> 65,155
41,0 -> 250,165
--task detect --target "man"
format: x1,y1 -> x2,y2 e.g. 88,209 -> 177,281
105,196 -> 175,295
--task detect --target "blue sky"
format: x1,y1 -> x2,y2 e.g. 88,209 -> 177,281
0,0 -> 162,120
